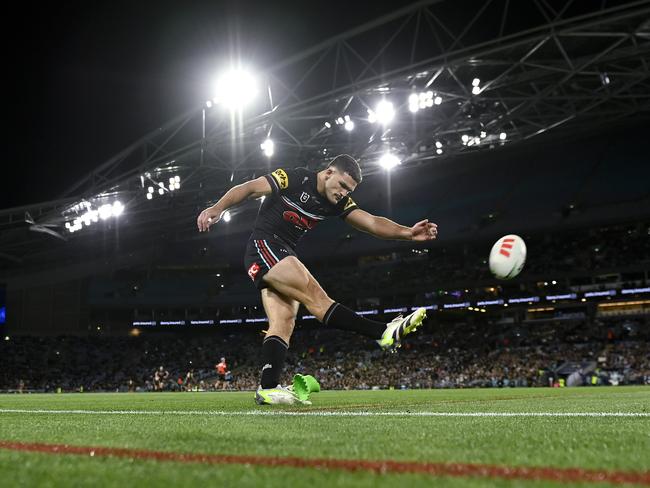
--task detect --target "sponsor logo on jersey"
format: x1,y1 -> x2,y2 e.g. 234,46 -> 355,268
283,211 -> 317,230
271,169 -> 289,189
300,191 -> 310,203
343,197 -> 357,211
247,262 -> 261,280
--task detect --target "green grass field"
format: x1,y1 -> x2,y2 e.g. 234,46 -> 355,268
0,387 -> 649,487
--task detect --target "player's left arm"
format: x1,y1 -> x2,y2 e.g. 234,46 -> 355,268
344,208 -> 438,241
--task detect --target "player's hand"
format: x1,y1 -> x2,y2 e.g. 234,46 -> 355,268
197,207 -> 221,232
411,219 -> 438,241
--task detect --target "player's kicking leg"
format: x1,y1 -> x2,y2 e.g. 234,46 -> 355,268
263,256 -> 427,351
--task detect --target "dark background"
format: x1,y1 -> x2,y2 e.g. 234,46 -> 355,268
4,0 -> 421,209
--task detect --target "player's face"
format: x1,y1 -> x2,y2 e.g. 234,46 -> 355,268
325,168 -> 357,205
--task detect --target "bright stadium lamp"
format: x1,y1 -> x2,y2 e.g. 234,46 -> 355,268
98,204 -> 113,220
261,138 -> 274,157
374,100 -> 395,125
213,68 -> 257,110
112,201 -> 124,217
378,153 -> 400,170
408,93 -> 419,113
223,210 -> 232,222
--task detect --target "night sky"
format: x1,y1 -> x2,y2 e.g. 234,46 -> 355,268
4,0 -> 416,210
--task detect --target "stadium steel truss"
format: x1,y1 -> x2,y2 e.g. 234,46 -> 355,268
1,0 -> 649,273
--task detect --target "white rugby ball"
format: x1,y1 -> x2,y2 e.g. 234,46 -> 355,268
489,234 -> 527,280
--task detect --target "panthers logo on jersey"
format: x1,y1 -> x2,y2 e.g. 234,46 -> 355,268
271,169 -> 289,189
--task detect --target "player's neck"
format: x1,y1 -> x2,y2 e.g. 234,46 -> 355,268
316,170 -> 327,197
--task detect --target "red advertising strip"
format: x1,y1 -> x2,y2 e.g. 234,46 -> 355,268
1,440 -> 648,485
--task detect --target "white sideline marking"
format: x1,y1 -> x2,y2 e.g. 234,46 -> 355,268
0,409 -> 648,417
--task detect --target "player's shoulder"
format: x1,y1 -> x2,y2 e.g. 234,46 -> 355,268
269,166 -> 313,190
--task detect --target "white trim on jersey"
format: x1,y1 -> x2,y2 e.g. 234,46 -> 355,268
281,196 -> 326,220
266,174 -> 280,191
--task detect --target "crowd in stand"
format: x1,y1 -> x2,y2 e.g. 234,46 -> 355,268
309,221 -> 650,305
2,316 -> 648,393
2,221 -> 648,393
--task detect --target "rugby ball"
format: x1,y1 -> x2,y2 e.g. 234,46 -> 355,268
489,234 -> 526,280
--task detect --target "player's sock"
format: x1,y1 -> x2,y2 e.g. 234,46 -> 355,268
322,302 -> 385,339
260,335 -> 288,389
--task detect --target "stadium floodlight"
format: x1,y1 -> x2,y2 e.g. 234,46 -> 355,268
324,121 -> 331,129
436,148 -> 443,155
112,201 -> 124,217
472,86 -> 481,95
472,78 -> 480,87
435,141 -> 443,149
374,100 -> 394,125
480,131 -> 487,138
147,186 -> 154,194
212,68 -> 257,110
434,95 -> 442,105
146,193 -> 153,200
367,109 -> 377,123
99,204 -> 113,220
344,120 -> 355,131
420,91 -> 433,108
499,132 -> 507,140
260,138 -> 274,157
223,210 -> 232,222
408,93 -> 419,113
378,153 -> 400,170
158,188 -> 164,195
205,100 -> 213,108
174,176 -> 180,183
600,72 -> 610,86
461,134 -> 469,144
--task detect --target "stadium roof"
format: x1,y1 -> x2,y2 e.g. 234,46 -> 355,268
1,0 -> 649,276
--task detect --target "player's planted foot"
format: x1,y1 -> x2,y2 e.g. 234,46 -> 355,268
254,385 -> 312,405
378,307 -> 427,351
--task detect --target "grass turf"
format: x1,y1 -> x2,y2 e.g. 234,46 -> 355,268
0,387 -> 648,487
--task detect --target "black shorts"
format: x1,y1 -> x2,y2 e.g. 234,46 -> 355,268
244,237 -> 296,289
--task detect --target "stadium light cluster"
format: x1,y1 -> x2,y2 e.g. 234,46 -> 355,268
145,175 -> 181,200
65,200 -> 124,233
260,139 -> 274,157
408,91 -> 437,113
367,100 -> 395,125
378,153 -> 401,170
322,114 -> 355,133
471,78 -> 481,95
210,68 -> 258,111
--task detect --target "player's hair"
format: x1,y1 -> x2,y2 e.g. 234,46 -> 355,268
327,154 -> 362,184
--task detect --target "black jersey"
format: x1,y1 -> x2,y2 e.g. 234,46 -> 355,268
251,167 -> 359,249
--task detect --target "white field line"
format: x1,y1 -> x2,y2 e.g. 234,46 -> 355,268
0,409 -> 648,417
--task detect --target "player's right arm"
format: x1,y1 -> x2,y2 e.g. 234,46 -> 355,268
197,176 -> 272,232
